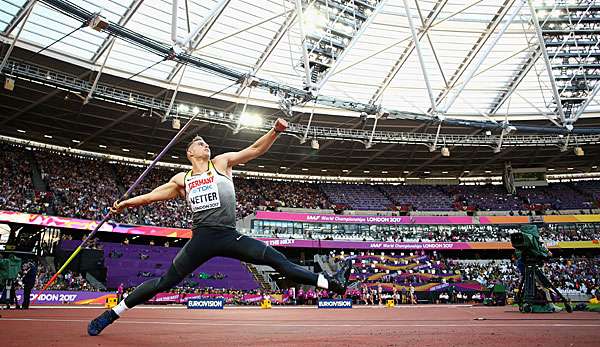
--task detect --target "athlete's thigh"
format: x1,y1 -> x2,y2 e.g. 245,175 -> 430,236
173,231 -> 218,275
222,232 -> 270,265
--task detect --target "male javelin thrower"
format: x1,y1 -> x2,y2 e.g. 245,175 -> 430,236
88,118 -> 352,335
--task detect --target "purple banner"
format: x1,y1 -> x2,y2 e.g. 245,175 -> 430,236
148,292 -> 289,304
255,211 -> 473,225
15,290 -> 115,305
260,238 -> 472,250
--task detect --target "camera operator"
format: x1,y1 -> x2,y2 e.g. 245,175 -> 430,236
1,254 -> 22,309
21,261 -> 37,309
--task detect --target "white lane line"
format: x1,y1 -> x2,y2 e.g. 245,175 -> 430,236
1,318 -> 599,328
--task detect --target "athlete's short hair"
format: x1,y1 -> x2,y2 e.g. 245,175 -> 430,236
187,136 -> 205,150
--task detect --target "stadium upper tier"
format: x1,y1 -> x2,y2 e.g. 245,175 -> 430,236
2,142 -> 599,218
1,143 -> 600,233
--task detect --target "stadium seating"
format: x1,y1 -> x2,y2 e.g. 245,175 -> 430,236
2,145 -> 600,242
59,240 -> 259,291
380,185 -> 453,211
335,251 -> 599,297
320,183 -> 393,210
0,144 -> 46,214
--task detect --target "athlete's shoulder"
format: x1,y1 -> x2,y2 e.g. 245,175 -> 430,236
170,171 -> 188,186
211,155 -> 228,167
210,156 -> 230,173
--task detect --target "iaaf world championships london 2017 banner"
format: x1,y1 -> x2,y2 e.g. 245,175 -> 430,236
1,210 -> 599,250
15,290 -> 116,305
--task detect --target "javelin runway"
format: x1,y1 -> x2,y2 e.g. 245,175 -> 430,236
1,305 -> 598,346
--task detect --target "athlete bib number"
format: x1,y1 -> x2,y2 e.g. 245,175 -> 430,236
186,172 -> 221,212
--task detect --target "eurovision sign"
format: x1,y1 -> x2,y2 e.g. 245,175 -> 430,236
318,299 -> 353,309
187,298 -> 225,309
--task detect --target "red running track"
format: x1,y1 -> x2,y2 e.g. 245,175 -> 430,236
1,305 -> 599,346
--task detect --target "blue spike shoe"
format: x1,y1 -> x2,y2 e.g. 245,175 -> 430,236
88,309 -> 119,336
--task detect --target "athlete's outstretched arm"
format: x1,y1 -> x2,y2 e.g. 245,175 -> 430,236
216,118 -> 287,167
110,172 -> 185,213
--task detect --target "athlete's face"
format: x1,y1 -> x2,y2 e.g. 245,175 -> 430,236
187,138 -> 211,160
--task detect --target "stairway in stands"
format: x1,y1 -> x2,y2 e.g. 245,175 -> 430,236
24,150 -> 54,215
244,263 -> 274,291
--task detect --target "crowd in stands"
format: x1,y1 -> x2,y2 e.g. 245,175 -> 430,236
2,144 -> 600,238
236,178 -> 331,219
0,144 -> 47,214
35,150 -> 119,221
518,184 -> 593,211
331,251 -> 599,301
115,165 -> 193,228
454,256 -> 600,297
27,261 -> 94,291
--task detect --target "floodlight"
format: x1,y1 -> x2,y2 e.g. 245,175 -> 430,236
239,113 -> 263,127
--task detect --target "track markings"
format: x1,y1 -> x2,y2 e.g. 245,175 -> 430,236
1,317 -> 599,328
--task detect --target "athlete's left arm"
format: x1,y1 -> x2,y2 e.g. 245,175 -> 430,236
215,118 -> 288,168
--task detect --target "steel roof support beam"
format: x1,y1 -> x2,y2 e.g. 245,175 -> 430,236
237,3 -> 301,95
91,0 -> 144,64
414,0 -> 448,88
295,0 -> 315,90
84,38 -> 116,105
433,0 -> 516,112
366,115 -> 379,149
437,0 -> 524,113
2,0 -> 36,36
488,47 -> 541,115
572,81 -> 600,123
403,0 -> 437,112
0,0 -> 35,73
526,0 -> 566,123
163,64 -> 188,121
369,0 -> 447,105
514,91 -> 561,127
316,0 -> 388,91
337,0 -> 482,83
194,9 -> 293,52
165,0 -> 230,83
171,0 -> 179,44
301,101 -> 317,144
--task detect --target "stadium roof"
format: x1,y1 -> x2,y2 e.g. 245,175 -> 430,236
2,0 -> 600,121
1,0 -> 600,178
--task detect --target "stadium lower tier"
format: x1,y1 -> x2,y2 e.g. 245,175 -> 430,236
52,240 -> 598,302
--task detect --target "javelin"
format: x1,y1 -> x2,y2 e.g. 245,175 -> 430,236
32,80 -> 239,304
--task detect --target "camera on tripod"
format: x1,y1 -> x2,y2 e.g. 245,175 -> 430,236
510,225 -> 550,263
510,225 -> 572,313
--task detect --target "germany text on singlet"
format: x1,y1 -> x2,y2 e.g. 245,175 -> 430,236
184,161 -> 236,229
